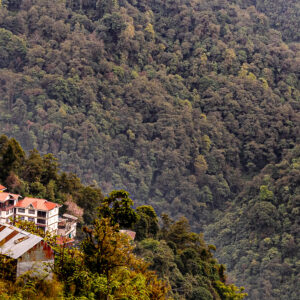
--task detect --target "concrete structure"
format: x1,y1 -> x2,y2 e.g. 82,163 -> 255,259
14,197 -> 61,234
0,193 -> 21,224
0,223 -> 54,278
0,189 -> 61,235
0,187 -> 77,238
58,213 -> 78,239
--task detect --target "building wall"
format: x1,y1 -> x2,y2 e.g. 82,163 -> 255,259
47,207 -> 59,233
0,208 -> 14,223
16,240 -> 54,278
15,207 -> 59,234
17,260 -> 54,278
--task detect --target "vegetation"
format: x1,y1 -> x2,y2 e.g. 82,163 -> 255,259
0,137 -> 246,299
0,0 -> 299,298
205,146 -> 300,299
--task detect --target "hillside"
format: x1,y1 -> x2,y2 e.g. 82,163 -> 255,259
0,0 -> 299,298
0,136 -> 247,299
206,147 -> 300,299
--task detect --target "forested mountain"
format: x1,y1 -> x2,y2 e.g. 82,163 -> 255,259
0,136 -> 247,299
206,146 -> 300,299
0,0 -> 299,298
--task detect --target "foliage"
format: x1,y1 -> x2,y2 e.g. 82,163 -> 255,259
205,147 -> 300,299
135,214 -> 247,300
134,205 -> 159,241
0,135 -> 104,225
0,0 -> 299,298
97,189 -> 138,228
0,139 -> 245,299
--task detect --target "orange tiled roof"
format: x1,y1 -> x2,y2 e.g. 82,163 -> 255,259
0,185 -> 6,190
0,192 -> 20,202
15,197 -> 60,211
56,236 -> 75,246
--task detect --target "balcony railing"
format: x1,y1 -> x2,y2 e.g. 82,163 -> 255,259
37,219 -> 46,225
0,205 -> 14,212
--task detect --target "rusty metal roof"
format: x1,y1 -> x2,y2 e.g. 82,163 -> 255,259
0,223 -> 43,259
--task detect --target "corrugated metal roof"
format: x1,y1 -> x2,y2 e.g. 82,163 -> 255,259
0,224 -> 43,259
63,213 -> 78,221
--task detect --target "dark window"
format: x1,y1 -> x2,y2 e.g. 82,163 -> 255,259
37,219 -> 46,224
29,209 -> 35,214
37,211 -> 46,218
18,208 -> 25,213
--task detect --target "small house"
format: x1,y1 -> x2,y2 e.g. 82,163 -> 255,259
58,213 -> 78,239
0,223 -> 54,279
14,197 -> 61,234
0,193 -> 21,224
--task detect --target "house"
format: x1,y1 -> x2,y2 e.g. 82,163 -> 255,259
58,213 -> 78,239
0,188 -> 77,238
14,197 -> 61,234
0,193 -> 21,224
0,223 -> 54,279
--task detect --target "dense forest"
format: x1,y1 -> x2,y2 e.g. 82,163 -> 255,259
0,0 -> 299,298
0,136 -> 247,299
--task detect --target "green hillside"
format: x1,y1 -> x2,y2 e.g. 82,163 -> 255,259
0,0 -> 299,298
0,136 -> 246,299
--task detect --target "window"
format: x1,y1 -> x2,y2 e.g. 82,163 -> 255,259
29,209 -> 35,214
37,211 -> 46,218
6,210 -> 9,215
20,216 -> 24,220
10,209 -> 13,213
28,217 -> 35,222
18,208 -> 25,213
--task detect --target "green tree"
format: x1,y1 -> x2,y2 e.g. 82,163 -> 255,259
135,205 -> 159,241
98,190 -> 138,229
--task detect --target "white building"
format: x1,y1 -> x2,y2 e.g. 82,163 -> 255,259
14,197 -> 61,234
0,192 -> 21,224
58,213 -> 78,239
0,186 -> 77,237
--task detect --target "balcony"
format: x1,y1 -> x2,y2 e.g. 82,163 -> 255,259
0,205 -> 14,212
37,218 -> 46,225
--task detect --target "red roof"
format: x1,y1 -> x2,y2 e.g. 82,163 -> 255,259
0,192 -> 20,202
56,236 -> 75,246
15,197 -> 60,211
0,185 -> 6,190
